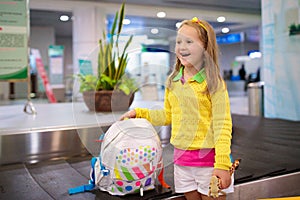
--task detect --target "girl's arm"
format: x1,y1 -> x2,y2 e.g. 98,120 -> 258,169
120,89 -> 172,126
211,84 -> 232,170
211,84 -> 232,189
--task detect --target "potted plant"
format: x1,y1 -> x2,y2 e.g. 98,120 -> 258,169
77,3 -> 138,112
289,23 -> 300,36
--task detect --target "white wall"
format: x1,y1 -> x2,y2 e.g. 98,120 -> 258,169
262,0 -> 300,121
56,36 -> 73,77
30,26 -> 55,67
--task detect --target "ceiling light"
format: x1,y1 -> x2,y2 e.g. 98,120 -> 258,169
217,16 -> 226,23
175,22 -> 182,29
123,18 -> 131,25
221,27 -> 230,33
157,11 -> 166,18
249,51 -> 262,59
151,28 -> 159,34
59,15 -> 69,22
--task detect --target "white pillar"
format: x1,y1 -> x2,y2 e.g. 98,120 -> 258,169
262,0 -> 300,120
72,6 -> 106,74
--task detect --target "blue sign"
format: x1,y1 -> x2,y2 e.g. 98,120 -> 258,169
217,32 -> 244,44
79,59 -> 93,75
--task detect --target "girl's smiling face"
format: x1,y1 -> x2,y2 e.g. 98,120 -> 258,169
175,25 -> 205,69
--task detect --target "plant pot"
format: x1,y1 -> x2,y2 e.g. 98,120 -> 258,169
289,30 -> 300,36
82,90 -> 134,112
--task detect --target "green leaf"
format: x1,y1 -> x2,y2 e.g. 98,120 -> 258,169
87,3 -> 137,94
111,11 -> 118,37
76,74 -> 98,92
116,74 -> 139,95
118,3 -> 125,35
118,84 -> 130,95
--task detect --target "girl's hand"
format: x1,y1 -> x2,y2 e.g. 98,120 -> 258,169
212,168 -> 231,189
119,110 -> 136,120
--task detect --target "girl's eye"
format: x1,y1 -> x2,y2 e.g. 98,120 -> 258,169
187,40 -> 193,44
176,40 -> 182,44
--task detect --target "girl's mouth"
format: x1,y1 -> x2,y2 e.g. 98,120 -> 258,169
181,53 -> 190,57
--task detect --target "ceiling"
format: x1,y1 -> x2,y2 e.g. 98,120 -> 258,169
85,0 -> 261,14
30,9 -> 73,37
29,0 -> 261,40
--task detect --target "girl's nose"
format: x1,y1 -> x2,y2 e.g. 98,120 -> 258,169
179,42 -> 187,50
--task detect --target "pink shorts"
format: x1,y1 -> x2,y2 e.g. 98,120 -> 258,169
174,164 -> 234,196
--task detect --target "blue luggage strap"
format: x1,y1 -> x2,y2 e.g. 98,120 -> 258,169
98,133 -> 110,176
68,157 -> 97,195
68,184 -> 95,195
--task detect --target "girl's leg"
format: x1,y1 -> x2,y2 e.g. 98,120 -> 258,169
184,190 -> 202,200
201,194 -> 226,200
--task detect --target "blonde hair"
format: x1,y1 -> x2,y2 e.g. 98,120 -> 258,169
167,18 -> 224,94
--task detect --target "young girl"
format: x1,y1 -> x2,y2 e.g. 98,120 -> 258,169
120,17 -> 233,200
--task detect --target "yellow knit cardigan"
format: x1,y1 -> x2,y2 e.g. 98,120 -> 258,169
135,69 -> 232,170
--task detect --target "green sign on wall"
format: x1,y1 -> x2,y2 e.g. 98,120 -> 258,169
0,0 -> 29,80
